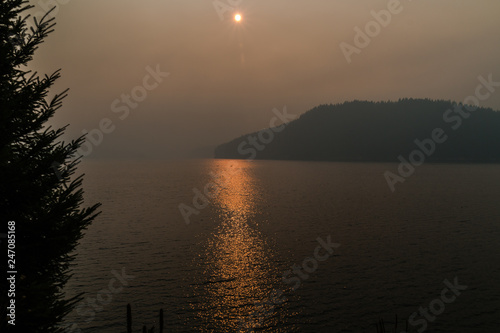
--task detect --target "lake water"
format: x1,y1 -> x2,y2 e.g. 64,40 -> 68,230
64,159 -> 500,332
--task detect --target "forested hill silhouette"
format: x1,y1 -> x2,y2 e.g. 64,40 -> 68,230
214,99 -> 500,162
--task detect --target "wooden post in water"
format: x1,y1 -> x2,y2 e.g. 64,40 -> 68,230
127,304 -> 164,332
159,309 -> 164,333
127,304 -> 132,333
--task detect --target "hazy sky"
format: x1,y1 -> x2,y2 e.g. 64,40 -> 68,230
28,0 -> 500,159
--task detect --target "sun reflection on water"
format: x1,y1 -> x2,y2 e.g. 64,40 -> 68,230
191,160 -> 283,332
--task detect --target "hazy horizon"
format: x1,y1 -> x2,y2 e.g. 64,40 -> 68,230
29,0 -> 500,159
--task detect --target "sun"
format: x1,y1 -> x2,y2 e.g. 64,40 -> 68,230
234,13 -> 242,22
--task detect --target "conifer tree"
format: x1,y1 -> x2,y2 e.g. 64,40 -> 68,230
1,1 -> 100,331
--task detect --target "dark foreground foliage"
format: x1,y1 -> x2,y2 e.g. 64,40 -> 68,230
0,1 -> 100,331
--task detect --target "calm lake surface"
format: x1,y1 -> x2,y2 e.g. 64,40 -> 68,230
64,159 -> 500,332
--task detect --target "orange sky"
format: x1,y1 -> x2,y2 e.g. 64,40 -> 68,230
28,0 -> 500,159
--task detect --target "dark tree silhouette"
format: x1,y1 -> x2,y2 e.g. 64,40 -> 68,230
0,1 -> 100,332
215,99 -> 500,162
